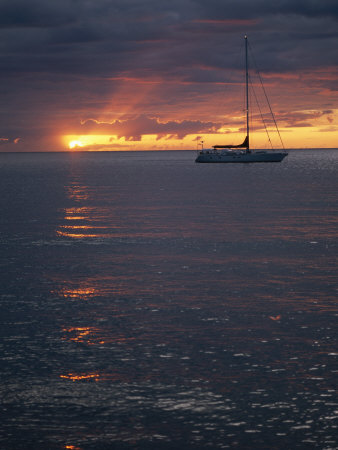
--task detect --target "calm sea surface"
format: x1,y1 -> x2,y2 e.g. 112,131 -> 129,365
0,149 -> 337,449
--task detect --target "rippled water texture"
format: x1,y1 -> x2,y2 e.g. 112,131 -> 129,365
0,150 -> 337,449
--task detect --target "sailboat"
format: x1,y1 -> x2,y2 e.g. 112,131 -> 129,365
195,36 -> 288,163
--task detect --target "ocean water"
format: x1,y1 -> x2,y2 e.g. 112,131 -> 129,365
0,149 -> 337,449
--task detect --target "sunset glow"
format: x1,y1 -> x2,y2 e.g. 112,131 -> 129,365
62,111 -> 338,151
62,100 -> 338,151
0,1 -> 336,152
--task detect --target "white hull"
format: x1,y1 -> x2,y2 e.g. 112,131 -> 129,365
195,150 -> 287,163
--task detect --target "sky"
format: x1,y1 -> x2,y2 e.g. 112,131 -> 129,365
0,0 -> 337,151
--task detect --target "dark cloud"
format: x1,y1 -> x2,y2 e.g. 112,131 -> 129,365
195,0 -> 338,20
48,25 -> 103,45
277,110 -> 334,127
77,115 -> 221,140
1,0 -> 337,77
0,0 -> 76,28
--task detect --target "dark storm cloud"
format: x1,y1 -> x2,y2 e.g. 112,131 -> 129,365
195,0 -> 338,20
1,0 -> 337,77
0,0 -> 76,28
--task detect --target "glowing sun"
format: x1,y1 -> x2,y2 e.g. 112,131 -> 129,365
69,140 -> 83,149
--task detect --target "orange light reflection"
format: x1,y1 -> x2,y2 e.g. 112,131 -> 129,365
62,324 -> 137,346
60,373 -> 100,382
56,231 -> 109,239
64,216 -> 87,220
67,186 -> 89,201
60,225 -> 106,230
62,327 -> 96,344
55,286 -> 96,300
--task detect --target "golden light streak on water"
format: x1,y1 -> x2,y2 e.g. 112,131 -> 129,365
60,373 -> 101,382
52,286 -> 97,300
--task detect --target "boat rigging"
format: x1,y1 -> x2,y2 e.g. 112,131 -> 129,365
195,36 -> 288,163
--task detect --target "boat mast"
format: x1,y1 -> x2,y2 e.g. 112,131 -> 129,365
245,35 -> 249,151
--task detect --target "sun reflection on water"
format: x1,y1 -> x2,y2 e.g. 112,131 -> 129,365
60,373 -> 100,382
57,287 -> 96,300
56,181 -> 116,238
61,324 -> 138,346
62,327 -> 99,345
66,184 -> 89,201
